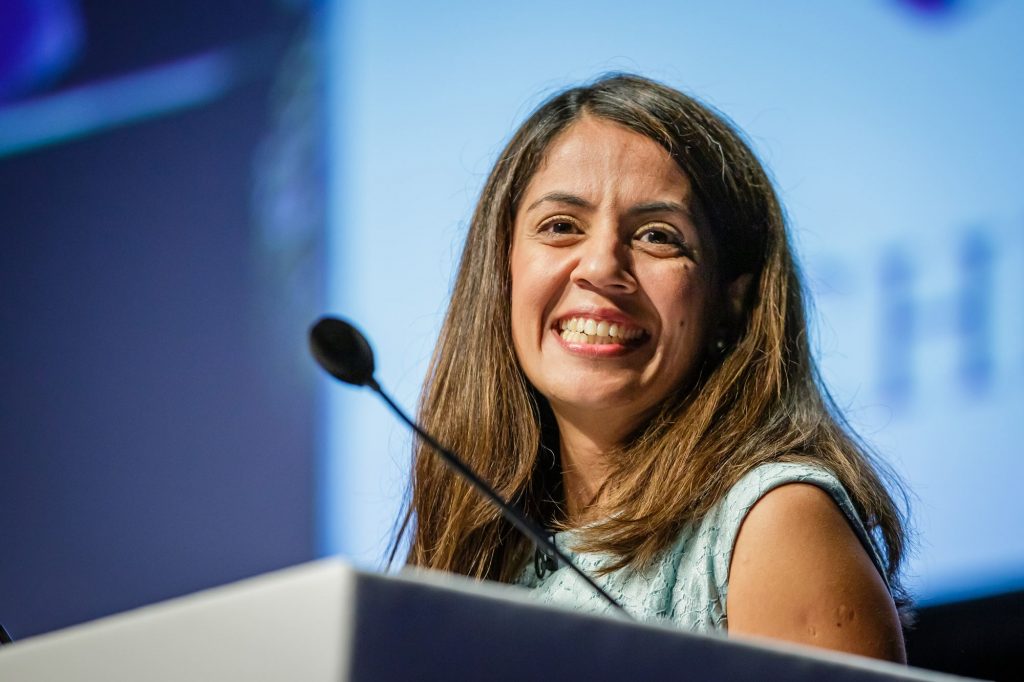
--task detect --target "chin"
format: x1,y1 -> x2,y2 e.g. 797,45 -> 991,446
546,384 -> 652,419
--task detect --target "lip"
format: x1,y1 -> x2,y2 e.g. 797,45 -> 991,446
552,328 -> 639,357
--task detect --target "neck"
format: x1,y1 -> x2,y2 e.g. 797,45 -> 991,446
552,406 -> 640,524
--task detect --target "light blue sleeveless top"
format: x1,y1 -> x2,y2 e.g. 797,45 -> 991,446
514,462 -> 888,631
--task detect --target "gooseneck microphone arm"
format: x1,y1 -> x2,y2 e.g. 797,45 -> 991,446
371,381 -> 629,615
309,317 -> 629,618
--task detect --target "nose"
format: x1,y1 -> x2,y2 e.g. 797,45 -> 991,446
570,228 -> 637,294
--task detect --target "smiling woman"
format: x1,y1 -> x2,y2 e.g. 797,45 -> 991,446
510,118 -> 725,517
394,74 -> 909,662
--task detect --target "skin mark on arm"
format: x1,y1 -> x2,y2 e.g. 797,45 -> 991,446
725,483 -> 906,663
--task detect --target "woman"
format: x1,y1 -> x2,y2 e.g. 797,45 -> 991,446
395,74 -> 909,662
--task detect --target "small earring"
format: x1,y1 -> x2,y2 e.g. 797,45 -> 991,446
714,337 -> 727,354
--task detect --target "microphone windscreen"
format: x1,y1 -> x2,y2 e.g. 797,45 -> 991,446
309,317 -> 376,387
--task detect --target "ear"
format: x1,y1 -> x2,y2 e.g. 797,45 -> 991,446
724,272 -> 754,326
709,272 -> 754,355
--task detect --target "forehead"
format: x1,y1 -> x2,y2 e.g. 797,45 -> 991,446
522,116 -> 692,204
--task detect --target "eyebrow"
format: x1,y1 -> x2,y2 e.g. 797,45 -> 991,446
524,193 -> 692,219
525,192 -> 593,212
625,201 -> 692,219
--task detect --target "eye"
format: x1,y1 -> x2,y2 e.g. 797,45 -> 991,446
545,218 -> 577,233
538,216 -> 582,239
637,227 -> 677,245
634,224 -> 690,255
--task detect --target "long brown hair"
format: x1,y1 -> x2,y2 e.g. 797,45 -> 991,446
394,73 -> 909,603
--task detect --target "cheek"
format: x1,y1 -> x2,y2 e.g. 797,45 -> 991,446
647,266 -> 709,319
509,246 -> 542,352
511,277 -> 547,353
648,270 -> 716,353
510,247 -> 561,337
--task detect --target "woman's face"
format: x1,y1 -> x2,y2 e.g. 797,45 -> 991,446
510,116 -> 719,438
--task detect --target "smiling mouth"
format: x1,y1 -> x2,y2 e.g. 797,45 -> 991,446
556,316 -> 648,346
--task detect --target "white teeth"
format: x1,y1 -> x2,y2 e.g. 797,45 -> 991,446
557,316 -> 644,344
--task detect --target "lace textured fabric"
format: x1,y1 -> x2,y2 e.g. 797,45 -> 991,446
515,462 -> 888,631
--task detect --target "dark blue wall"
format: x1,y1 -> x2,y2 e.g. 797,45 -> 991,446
0,1 -> 319,639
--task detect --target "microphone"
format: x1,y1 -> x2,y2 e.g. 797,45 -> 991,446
309,317 -> 379,390
308,316 -> 629,618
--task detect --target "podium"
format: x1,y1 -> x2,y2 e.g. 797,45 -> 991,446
0,559 -> 968,681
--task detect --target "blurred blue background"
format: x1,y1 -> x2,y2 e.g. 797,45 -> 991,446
324,0 -> 1024,607
1,1 -> 1022,672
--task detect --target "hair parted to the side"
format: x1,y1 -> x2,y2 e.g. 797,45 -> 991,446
392,73 -> 910,605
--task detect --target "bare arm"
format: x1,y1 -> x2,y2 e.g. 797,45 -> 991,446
726,483 -> 906,663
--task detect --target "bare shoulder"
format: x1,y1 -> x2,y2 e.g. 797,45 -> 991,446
726,483 -> 906,663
